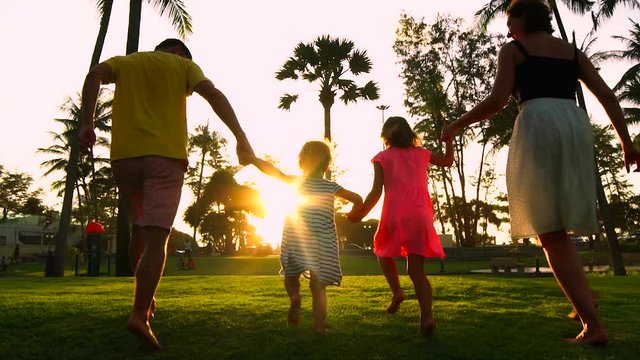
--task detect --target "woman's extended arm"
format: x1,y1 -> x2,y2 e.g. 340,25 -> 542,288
441,44 -> 516,141
577,50 -> 640,172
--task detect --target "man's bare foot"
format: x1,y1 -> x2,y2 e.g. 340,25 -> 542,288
288,298 -> 302,326
127,315 -> 161,352
564,328 -> 608,346
418,318 -> 436,337
386,294 -> 405,314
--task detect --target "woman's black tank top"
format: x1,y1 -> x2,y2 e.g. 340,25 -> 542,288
512,40 -> 579,103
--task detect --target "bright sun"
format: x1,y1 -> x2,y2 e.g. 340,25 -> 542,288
237,167 -> 303,249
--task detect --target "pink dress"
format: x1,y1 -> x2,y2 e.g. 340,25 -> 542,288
372,147 -> 445,259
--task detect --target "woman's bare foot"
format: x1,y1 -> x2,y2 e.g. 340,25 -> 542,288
418,318 -> 436,337
564,328 -> 609,346
127,315 -> 161,352
148,298 -> 156,320
288,297 -> 302,326
567,291 -> 599,322
386,294 -> 405,314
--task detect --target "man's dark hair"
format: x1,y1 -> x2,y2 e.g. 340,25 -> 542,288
155,38 -> 192,60
507,0 -> 554,35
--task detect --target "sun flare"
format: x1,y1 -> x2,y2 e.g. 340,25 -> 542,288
241,172 -> 304,249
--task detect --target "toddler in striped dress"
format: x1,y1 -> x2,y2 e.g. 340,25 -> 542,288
252,141 -> 362,332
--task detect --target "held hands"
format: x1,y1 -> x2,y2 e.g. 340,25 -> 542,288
623,146 -> 640,173
440,120 -> 460,142
236,140 -> 256,166
77,124 -> 96,152
347,203 -> 365,223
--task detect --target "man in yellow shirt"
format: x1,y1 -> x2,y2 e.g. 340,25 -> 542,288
78,38 -> 255,351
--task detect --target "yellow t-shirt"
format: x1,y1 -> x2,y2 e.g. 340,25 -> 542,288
104,51 -> 208,161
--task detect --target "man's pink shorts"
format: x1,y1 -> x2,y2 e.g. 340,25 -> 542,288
111,156 -> 186,230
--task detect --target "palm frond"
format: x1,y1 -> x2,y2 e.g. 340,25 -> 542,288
148,0 -> 192,38
360,81 -> 380,101
614,63 -> 640,92
474,0 -> 510,31
294,43 -> 319,67
278,93 -> 299,110
339,84 -> 359,104
597,0 -> 640,19
335,78 -> 355,91
275,58 -> 301,80
302,72 -> 321,82
94,0 -> 112,15
349,50 -> 372,75
560,0 -> 595,15
623,107 -> 640,125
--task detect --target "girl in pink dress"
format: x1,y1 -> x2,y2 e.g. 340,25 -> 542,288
349,116 -> 453,336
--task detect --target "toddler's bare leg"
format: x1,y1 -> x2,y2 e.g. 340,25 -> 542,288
310,274 -> 328,332
284,275 -> 302,325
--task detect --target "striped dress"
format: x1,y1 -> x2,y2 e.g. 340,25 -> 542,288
280,177 -> 343,286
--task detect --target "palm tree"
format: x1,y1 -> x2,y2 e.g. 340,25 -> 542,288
475,0 -> 632,275
48,92 -> 111,276
606,19 -> 640,124
186,123 -> 228,243
50,0 -> 115,277
276,35 -> 380,143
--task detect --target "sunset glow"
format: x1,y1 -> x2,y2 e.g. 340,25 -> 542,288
240,170 -> 305,249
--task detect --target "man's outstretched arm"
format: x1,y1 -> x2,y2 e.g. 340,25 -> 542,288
194,80 -> 255,165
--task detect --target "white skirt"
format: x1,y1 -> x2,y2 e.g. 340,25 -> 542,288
506,98 -> 599,239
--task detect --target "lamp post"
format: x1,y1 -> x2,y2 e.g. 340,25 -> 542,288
376,105 -> 389,150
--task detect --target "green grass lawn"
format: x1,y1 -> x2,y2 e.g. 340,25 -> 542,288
0,254 -> 541,277
1,270 -> 639,359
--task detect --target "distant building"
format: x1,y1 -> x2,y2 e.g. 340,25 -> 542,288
0,215 -> 83,258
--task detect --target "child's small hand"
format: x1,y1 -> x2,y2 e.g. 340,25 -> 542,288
346,212 -> 362,223
347,205 -> 364,223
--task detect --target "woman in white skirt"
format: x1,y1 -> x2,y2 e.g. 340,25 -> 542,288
441,0 -> 640,346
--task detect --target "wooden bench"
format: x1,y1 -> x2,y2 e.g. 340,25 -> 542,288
491,257 -> 519,273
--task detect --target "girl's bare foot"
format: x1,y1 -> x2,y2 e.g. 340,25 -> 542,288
288,297 -> 302,326
418,318 -> 436,337
127,315 -> 161,352
386,294 -> 405,314
564,328 -> 609,346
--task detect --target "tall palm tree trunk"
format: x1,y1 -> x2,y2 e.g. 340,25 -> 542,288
51,0 -> 114,277
52,148 -> 79,276
114,0 -> 144,277
126,0 -> 142,55
192,147 -> 208,243
549,0 -> 626,275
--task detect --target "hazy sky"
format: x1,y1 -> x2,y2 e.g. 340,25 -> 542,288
1,1 -> 638,243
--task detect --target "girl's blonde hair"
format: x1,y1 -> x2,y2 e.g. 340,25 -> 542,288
298,140 -> 333,174
381,116 -> 419,148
